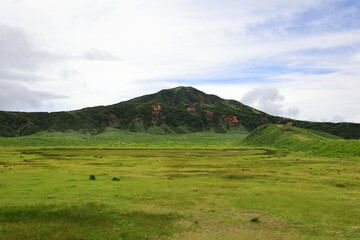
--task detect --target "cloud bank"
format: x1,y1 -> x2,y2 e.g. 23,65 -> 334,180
0,24 -> 65,110
241,87 -> 299,117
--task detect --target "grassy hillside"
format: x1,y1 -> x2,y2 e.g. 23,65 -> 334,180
244,124 -> 360,157
1,124 -> 359,158
1,86 -> 360,139
0,128 -> 247,149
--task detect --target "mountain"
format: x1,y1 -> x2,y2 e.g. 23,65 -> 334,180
0,86 -> 359,138
244,124 -> 360,157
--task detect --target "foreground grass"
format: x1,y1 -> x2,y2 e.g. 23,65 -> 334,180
0,147 -> 359,239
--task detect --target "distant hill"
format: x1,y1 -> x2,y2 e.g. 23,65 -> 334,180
244,124 -> 360,157
0,86 -> 359,138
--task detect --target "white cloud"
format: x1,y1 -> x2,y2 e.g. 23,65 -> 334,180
0,24 -> 65,111
240,87 -> 299,117
0,24 -> 53,77
241,87 -> 284,116
331,115 -> 345,123
346,115 -> 360,123
0,81 -> 65,111
287,106 -> 300,117
82,49 -> 123,61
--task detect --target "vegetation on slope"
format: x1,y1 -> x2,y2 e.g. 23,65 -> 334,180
1,86 -> 359,139
0,127 -> 247,149
244,124 -> 360,157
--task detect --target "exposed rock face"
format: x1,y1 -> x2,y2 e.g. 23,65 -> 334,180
152,104 -> 162,113
204,110 -> 213,120
107,112 -> 118,124
223,115 -> 240,126
187,107 -> 196,113
151,104 -> 162,126
197,94 -> 205,102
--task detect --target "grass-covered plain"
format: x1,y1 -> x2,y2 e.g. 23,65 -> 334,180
0,128 -> 359,239
244,124 -> 360,158
0,128 -> 248,149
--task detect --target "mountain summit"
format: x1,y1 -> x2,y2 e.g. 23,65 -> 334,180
0,86 -> 359,138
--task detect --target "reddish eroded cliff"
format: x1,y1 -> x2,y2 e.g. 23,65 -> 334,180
223,115 -> 240,126
204,110 -> 213,120
151,104 -> 162,113
197,94 -> 205,102
187,107 -> 196,113
106,112 -> 118,124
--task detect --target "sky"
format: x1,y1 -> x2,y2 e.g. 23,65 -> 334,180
0,0 -> 359,123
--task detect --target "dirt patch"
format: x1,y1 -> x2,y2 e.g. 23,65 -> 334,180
197,94 -> 205,102
106,112 -> 118,124
223,115 -> 240,126
187,107 -> 196,113
204,110 -> 213,120
152,104 -> 162,113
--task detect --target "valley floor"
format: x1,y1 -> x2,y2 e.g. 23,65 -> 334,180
0,146 -> 359,240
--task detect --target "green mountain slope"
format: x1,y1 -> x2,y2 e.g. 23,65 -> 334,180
244,124 -> 360,157
0,86 -> 359,138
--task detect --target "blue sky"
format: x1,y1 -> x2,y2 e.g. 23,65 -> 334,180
0,0 -> 359,123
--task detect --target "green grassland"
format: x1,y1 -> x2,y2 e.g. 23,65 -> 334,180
0,128 -> 248,149
0,127 -> 359,239
244,124 -> 360,158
